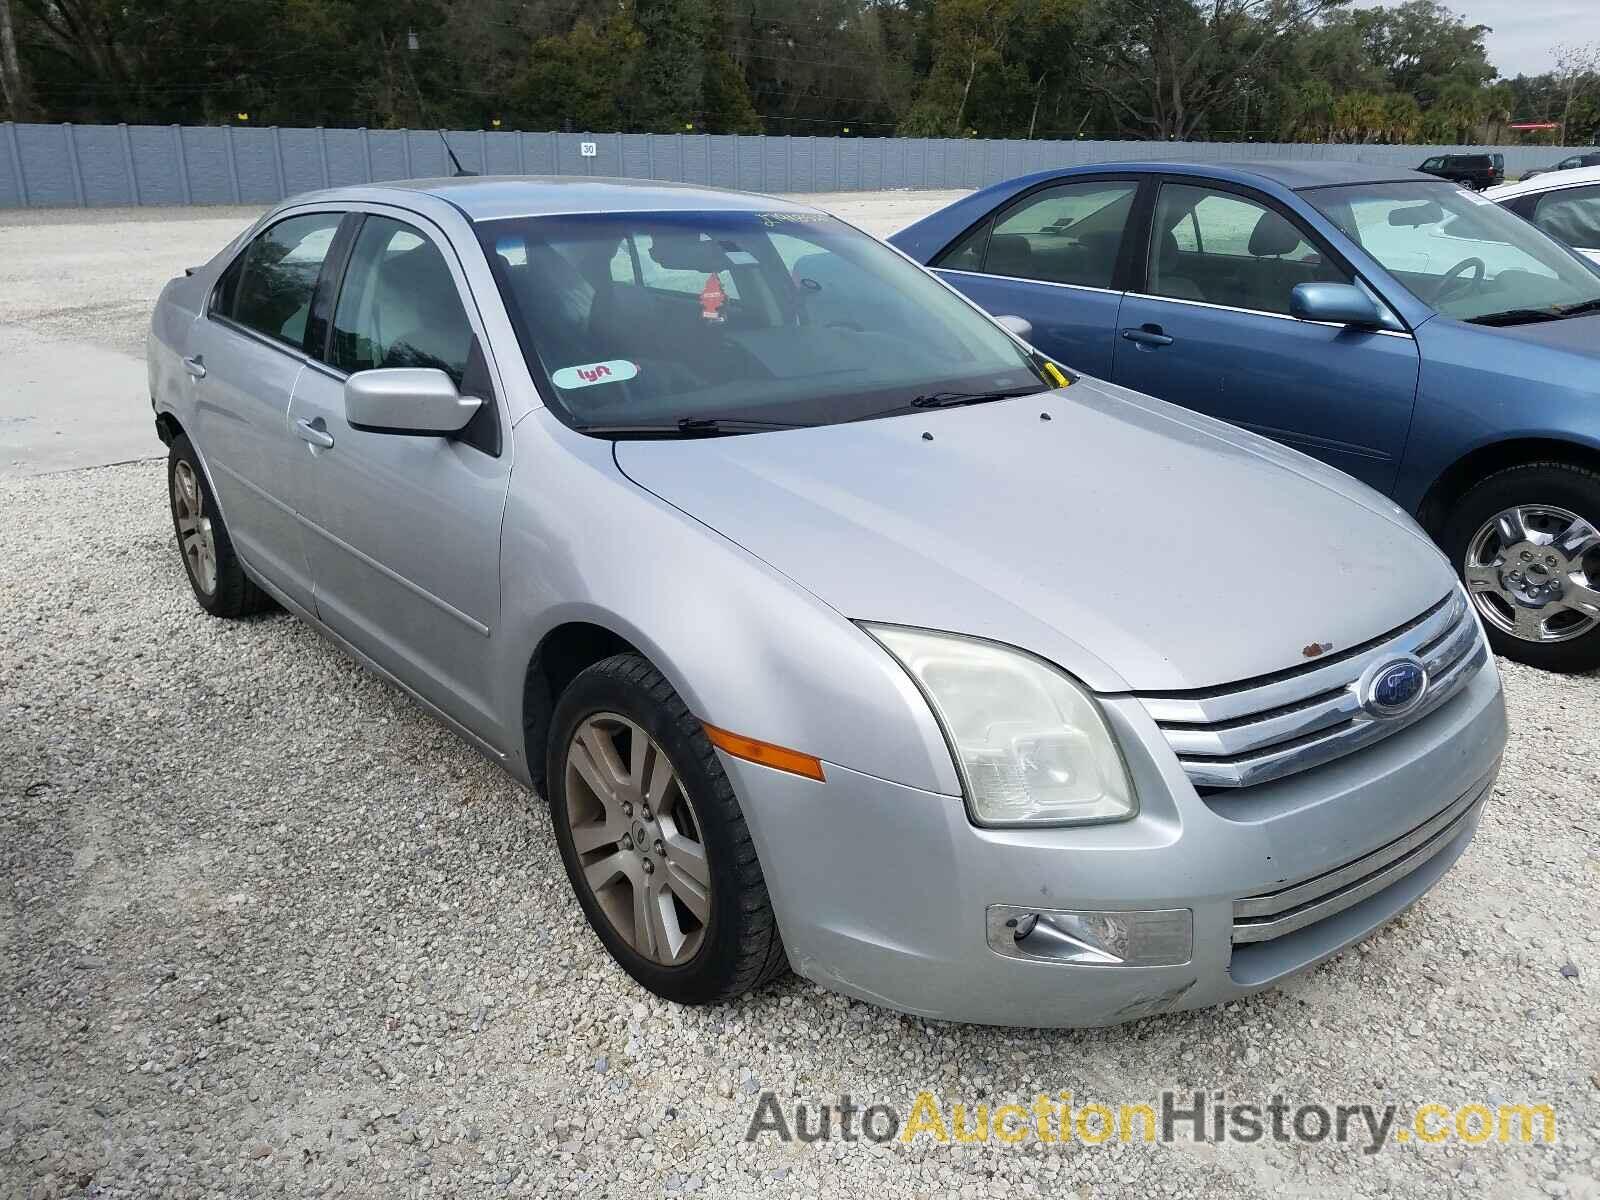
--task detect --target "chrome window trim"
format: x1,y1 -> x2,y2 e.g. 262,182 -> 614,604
1122,291 -> 1415,338
935,267 -> 1125,298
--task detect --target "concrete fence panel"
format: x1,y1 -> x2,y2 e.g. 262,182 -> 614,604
2,121 -> 1596,209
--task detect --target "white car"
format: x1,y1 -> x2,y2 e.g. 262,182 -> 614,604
1487,167 -> 1600,266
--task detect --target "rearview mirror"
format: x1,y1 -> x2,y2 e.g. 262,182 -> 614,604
1388,201 -> 1443,227
344,368 -> 482,436
1290,283 -> 1384,328
994,314 -> 1033,341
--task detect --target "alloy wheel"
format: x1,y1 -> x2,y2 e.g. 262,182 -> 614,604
564,713 -> 712,966
172,460 -> 218,595
1463,503 -> 1600,644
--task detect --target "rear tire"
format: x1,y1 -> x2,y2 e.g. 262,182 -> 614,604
1441,462 -> 1600,673
167,434 -> 271,618
546,653 -> 787,1004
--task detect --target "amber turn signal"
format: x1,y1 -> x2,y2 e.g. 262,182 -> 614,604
703,723 -> 826,782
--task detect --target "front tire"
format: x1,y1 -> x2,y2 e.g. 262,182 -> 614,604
1442,462 -> 1600,673
545,653 -> 787,1004
167,434 -> 270,618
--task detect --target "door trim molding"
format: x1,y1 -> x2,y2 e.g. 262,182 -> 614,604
218,458 -> 492,638
1122,291 -> 1415,338
297,516 -> 492,638
936,268 -> 1124,298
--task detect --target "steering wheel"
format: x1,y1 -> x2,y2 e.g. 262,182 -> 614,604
1433,256 -> 1485,303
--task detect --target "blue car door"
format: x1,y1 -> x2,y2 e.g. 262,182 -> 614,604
1112,179 -> 1421,495
927,177 -> 1140,377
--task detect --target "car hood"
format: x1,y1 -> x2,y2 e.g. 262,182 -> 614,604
1453,310 -> 1600,355
614,378 -> 1454,692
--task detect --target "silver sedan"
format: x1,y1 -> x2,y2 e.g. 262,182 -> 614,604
147,178 -> 1506,1026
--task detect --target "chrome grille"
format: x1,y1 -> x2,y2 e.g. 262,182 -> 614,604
1137,591 -> 1487,789
1231,772 -> 1492,944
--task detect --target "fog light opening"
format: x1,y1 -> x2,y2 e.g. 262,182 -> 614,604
987,905 -> 1193,967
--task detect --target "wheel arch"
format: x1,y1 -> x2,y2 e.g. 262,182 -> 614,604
521,619 -> 647,793
155,409 -> 185,446
1416,437 -> 1600,535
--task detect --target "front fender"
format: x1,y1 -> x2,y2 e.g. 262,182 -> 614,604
492,411 -> 961,797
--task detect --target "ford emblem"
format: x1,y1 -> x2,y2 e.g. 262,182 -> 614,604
1360,657 -> 1429,718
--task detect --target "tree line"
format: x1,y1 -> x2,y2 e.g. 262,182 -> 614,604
1,0 -> 1596,145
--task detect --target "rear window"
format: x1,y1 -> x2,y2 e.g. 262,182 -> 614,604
1450,156 -> 1493,169
477,210 -> 1045,433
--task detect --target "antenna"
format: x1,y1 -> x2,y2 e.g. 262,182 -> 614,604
439,131 -> 476,178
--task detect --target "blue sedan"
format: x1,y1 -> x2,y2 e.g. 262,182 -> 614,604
892,160 -> 1600,673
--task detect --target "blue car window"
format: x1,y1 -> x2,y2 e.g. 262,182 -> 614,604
980,182 -> 1136,289
1149,184 -> 1347,316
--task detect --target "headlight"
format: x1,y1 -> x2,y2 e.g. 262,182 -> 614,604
864,625 -> 1136,828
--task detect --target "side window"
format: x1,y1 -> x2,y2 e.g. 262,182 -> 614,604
1148,184 -> 1347,315
222,213 -> 342,348
932,219 -> 992,272
981,181 -> 1136,288
1533,186 -> 1600,249
331,216 -> 473,385
1422,157 -> 1444,172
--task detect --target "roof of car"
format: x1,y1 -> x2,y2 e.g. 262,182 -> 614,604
291,176 -> 821,222
1209,159 -> 1440,189
988,159 -> 1442,193
1486,164 -> 1600,199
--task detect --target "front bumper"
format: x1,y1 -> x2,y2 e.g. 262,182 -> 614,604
719,658 -> 1506,1027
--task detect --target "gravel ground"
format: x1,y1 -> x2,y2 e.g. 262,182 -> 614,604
2,459 -> 1598,1200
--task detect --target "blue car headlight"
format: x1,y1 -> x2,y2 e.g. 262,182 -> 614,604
865,625 -> 1137,828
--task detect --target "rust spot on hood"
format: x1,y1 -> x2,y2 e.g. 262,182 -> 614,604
1302,641 -> 1334,658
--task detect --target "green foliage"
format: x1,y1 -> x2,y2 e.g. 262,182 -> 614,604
510,16 -> 645,133
3,0 -> 1595,146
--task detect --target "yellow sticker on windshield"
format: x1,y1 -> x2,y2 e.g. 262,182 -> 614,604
1042,361 -> 1070,388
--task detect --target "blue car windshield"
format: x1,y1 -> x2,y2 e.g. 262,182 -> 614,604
475,210 -> 1046,433
1306,181 -> 1600,324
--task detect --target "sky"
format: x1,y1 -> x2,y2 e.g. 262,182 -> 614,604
1377,0 -> 1600,79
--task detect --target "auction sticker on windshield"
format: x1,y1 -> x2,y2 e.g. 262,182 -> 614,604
551,360 -> 639,389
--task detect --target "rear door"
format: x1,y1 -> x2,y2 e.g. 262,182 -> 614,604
287,210 -> 513,747
927,177 -> 1141,376
1111,179 -> 1421,494
187,211 -> 345,610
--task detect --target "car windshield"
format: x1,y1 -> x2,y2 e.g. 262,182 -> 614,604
1305,180 -> 1600,323
476,209 -> 1046,434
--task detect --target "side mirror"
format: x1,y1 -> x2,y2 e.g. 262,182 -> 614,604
1290,283 -> 1384,328
994,314 -> 1033,341
344,368 -> 482,436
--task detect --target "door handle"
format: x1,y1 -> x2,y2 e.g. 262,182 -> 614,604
1121,327 -> 1174,348
294,417 -> 335,449
182,355 -> 207,378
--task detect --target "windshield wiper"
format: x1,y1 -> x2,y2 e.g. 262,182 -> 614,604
1555,298 -> 1600,319
1463,307 -> 1565,327
908,386 -> 1046,409
572,416 -> 808,438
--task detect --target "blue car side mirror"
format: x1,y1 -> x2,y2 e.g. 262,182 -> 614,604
1291,282 -> 1385,328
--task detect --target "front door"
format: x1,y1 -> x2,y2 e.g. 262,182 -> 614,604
187,211 -> 345,610
288,212 -> 513,746
929,178 -> 1139,377
1113,181 -> 1420,495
